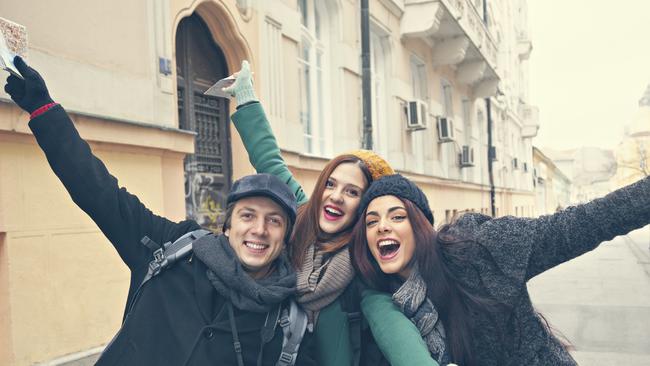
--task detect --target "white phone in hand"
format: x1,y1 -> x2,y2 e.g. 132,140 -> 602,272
204,75 -> 236,98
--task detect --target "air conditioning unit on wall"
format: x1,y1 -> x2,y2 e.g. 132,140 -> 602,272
437,116 -> 454,142
405,100 -> 428,130
460,145 -> 475,167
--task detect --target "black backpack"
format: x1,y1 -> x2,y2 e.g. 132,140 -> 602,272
135,230 -> 308,366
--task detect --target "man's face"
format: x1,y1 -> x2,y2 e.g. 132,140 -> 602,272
224,196 -> 288,279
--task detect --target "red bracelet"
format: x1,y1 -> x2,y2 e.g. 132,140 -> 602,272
30,102 -> 58,119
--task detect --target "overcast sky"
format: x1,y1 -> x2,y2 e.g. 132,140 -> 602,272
528,0 -> 650,151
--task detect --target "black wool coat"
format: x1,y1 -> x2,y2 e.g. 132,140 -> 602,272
29,105 -> 316,366
441,175 -> 650,366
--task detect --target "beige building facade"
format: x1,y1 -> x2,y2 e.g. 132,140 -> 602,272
367,0 -> 538,220
543,147 -> 617,204
614,84 -> 650,188
0,0 -> 537,364
532,147 -> 571,216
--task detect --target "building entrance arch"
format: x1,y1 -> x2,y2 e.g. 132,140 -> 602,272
174,4 -> 250,231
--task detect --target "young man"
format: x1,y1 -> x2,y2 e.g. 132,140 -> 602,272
4,57 -> 314,365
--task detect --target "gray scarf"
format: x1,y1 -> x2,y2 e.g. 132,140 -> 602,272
296,243 -> 354,325
392,268 -> 451,364
192,234 -> 296,313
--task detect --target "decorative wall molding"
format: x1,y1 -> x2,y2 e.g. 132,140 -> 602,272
473,78 -> 499,98
432,36 -> 469,65
378,0 -> 405,17
457,60 -> 486,84
401,1 -> 445,38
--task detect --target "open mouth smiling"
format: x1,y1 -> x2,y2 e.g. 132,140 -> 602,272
323,205 -> 344,221
244,240 -> 269,253
377,238 -> 401,260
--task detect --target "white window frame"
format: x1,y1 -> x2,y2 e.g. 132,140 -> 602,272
410,56 -> 428,102
409,55 -> 428,172
441,79 -> 454,118
370,27 -> 390,159
263,17 -> 284,121
297,0 -> 332,156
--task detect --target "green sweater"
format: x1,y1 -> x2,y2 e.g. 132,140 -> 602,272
231,103 -> 437,366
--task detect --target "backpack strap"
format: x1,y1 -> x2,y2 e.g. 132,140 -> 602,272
227,302 -> 246,366
348,310 -> 362,366
256,303 -> 282,366
139,229 -> 211,287
340,278 -> 364,366
261,303 -> 282,344
141,236 -> 162,252
276,300 -> 308,366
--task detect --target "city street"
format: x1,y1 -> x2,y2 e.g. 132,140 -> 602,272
528,225 -> 650,365
4,0 -> 650,364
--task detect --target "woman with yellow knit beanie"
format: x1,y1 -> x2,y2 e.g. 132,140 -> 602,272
224,61 -> 437,366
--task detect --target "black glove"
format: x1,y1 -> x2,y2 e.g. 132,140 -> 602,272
4,56 -> 54,114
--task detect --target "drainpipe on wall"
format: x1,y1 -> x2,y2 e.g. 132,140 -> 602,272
483,0 -> 489,24
361,0 -> 373,150
482,2 -> 495,215
486,97 -> 496,217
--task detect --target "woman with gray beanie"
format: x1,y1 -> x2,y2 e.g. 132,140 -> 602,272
223,61 -> 436,366
351,173 -> 650,366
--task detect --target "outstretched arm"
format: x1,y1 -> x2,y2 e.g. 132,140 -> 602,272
468,175 -> 650,282
5,57 -> 199,270
226,61 -> 307,205
361,290 -> 439,366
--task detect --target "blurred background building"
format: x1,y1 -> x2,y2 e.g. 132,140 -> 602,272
532,147 -> 571,216
614,84 -> 650,188
543,147 -> 617,204
0,0 -> 539,364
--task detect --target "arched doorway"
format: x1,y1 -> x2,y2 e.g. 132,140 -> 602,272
176,13 -> 231,232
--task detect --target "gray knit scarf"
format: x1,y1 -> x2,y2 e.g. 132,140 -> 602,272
392,268 -> 451,364
192,234 -> 296,313
296,243 -> 354,325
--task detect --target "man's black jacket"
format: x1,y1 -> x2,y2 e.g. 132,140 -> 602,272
28,105 -> 315,365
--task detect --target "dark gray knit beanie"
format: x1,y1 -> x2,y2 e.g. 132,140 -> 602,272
358,174 -> 434,224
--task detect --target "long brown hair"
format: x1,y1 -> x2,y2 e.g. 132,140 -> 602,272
352,198 -> 500,366
290,154 -> 372,268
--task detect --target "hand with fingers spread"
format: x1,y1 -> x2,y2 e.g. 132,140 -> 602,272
4,56 -> 54,114
223,60 -> 258,107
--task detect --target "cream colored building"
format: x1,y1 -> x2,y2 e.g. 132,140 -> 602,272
614,84 -> 650,188
368,0 -> 538,221
543,147 -> 617,204
532,147 -> 571,216
0,0 -> 537,364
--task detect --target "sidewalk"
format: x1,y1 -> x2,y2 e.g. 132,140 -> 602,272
625,225 -> 650,267
528,225 -> 650,366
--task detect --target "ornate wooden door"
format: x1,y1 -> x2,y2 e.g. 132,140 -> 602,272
176,14 -> 231,231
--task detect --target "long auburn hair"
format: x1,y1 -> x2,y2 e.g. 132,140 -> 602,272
289,154 -> 372,269
352,198 -> 500,366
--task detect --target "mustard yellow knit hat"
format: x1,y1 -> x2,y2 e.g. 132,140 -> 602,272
345,149 -> 395,181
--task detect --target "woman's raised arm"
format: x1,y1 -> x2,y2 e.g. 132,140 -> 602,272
227,61 -> 307,205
